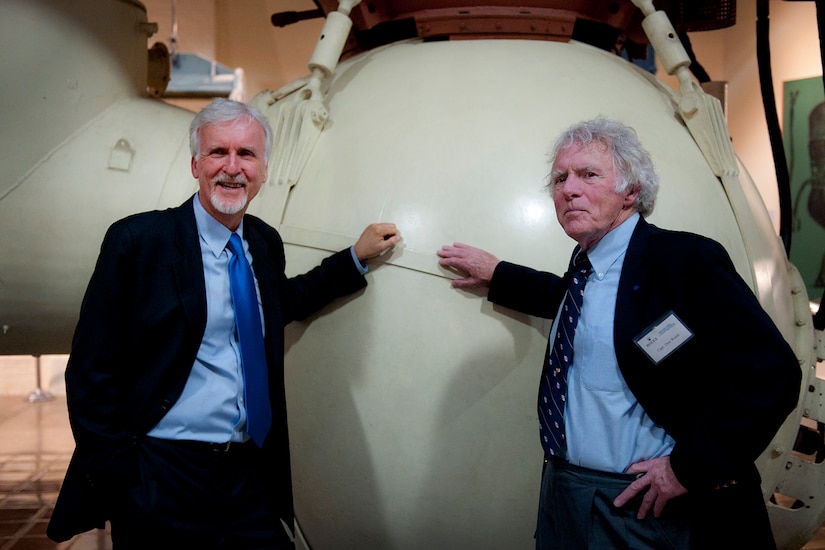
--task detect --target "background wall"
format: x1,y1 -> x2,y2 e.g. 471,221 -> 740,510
676,1 -> 822,231
3,0 -> 823,395
142,0 -> 325,111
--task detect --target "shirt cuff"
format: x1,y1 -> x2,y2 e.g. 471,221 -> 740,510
350,246 -> 368,275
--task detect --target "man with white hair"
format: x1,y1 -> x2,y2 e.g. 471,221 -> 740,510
438,116 -> 799,549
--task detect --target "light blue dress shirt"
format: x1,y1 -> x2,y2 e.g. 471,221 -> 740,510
149,194 -> 367,443
563,213 -> 675,472
149,195 -> 253,442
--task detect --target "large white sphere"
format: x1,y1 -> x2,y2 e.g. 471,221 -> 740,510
248,37 -> 806,549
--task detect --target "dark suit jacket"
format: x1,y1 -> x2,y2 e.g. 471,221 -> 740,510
488,217 -> 800,545
47,196 -> 367,542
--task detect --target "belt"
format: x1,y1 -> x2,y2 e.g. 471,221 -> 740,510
547,455 -> 643,482
154,437 -> 257,454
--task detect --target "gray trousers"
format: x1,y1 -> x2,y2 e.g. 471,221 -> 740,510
535,457 -> 691,550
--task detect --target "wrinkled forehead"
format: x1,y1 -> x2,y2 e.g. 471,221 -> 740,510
199,118 -> 266,149
204,117 -> 263,137
552,140 -> 613,170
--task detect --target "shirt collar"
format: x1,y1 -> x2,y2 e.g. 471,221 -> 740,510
193,193 -> 244,258
586,212 -> 639,280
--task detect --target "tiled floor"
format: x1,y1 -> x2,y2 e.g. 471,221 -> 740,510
0,394 -> 110,549
0,392 -> 824,549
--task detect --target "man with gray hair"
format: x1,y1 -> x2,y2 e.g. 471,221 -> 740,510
438,117 -> 799,548
48,98 -> 401,548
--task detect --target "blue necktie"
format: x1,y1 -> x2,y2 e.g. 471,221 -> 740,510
227,233 -> 271,447
538,252 -> 591,458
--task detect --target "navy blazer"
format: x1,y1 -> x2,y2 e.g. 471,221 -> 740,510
488,217 -> 800,544
47,196 -> 367,542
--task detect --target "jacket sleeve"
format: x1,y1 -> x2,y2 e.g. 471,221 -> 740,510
280,247 -> 368,324
246,219 -> 368,326
487,260 -> 567,319
632,236 -> 802,492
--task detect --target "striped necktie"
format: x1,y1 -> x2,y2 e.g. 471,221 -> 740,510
538,252 -> 591,458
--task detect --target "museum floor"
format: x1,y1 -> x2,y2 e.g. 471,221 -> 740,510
0,394 -> 108,549
0,394 -> 824,550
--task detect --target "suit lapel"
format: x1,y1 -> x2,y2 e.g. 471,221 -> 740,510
615,217 -> 655,358
618,217 -> 655,296
171,197 -> 207,332
244,218 -> 282,337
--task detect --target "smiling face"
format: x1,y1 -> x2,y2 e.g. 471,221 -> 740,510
191,117 -> 268,231
550,140 -> 639,251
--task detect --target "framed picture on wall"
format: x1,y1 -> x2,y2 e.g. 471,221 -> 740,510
783,76 -> 825,306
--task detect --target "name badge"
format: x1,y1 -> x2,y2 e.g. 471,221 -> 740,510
634,311 -> 693,364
